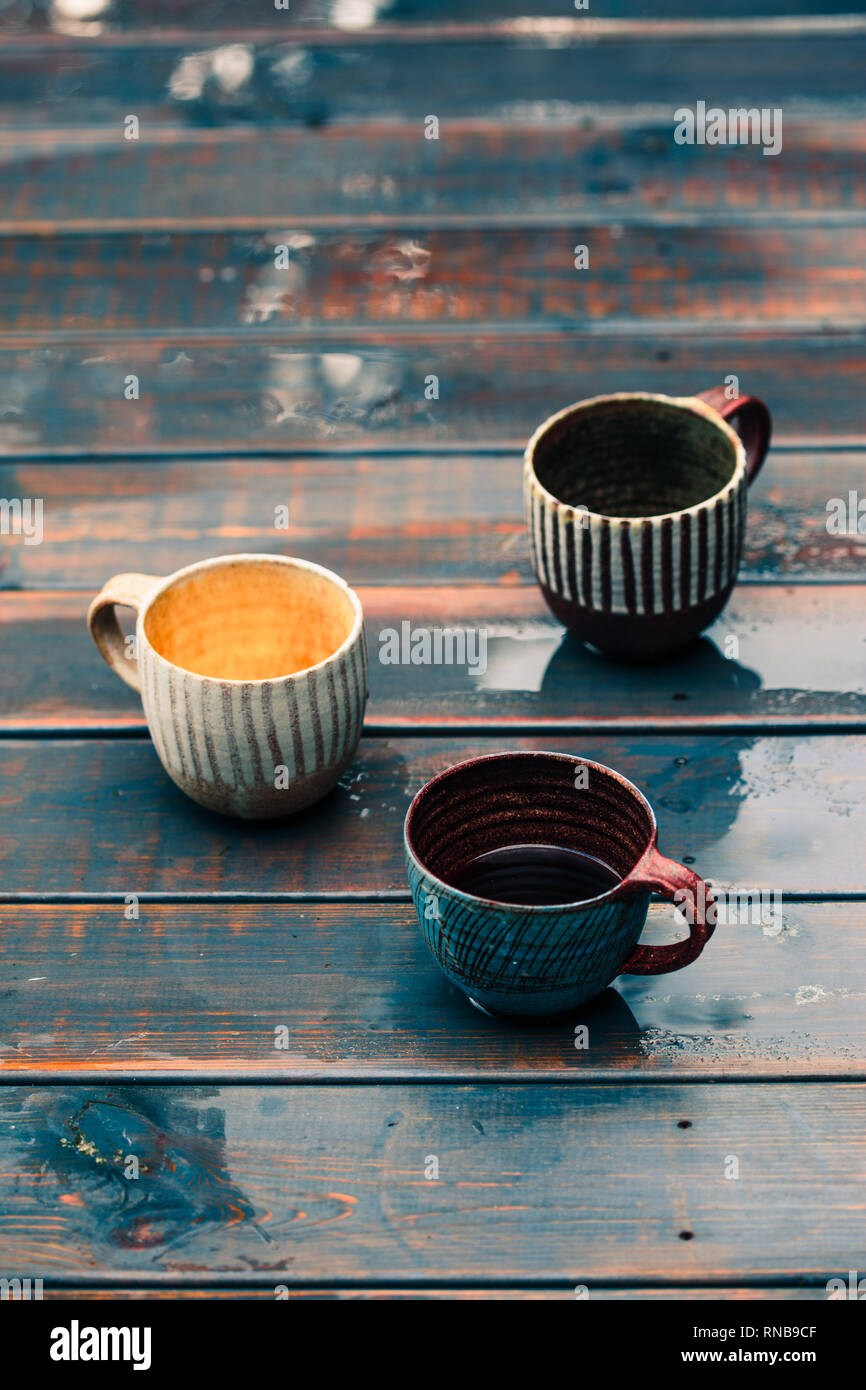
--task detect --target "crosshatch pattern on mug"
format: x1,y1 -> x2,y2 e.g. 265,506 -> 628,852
407,852 -> 651,1014
404,752 -> 714,1018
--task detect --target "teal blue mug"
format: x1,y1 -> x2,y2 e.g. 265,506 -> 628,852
404,751 -> 715,1018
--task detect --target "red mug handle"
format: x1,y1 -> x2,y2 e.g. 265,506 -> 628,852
696,385 -> 771,485
620,845 -> 716,975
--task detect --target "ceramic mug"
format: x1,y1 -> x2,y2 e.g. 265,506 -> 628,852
404,751 -> 714,1018
524,386 -> 771,658
88,553 -> 367,819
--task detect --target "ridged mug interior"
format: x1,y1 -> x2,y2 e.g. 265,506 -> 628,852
530,396 -> 738,517
405,752 -> 655,904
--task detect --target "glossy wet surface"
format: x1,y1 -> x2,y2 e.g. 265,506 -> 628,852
0,2 -> 863,1301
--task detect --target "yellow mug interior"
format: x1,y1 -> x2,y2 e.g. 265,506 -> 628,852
144,560 -> 356,681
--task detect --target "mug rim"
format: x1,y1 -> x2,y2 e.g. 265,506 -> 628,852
524,390 -> 747,524
403,749 -> 658,914
135,551 -> 365,686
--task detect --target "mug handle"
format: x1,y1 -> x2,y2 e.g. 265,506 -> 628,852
620,845 -> 716,975
87,573 -> 161,693
694,385 -> 771,485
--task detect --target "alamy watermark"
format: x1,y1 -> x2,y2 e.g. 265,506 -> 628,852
379,621 -> 487,675
674,102 -> 782,157
827,1270 -> 866,1299
826,491 -> 866,535
674,883 -> 783,930
0,497 -> 43,545
1,1276 -> 43,1300
50,1322 -> 151,1371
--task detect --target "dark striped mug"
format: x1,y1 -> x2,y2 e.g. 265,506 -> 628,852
88,553 -> 367,819
405,751 -> 715,1018
524,386 -> 771,658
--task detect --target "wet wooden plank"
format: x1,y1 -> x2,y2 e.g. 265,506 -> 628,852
2,586 -> 865,734
0,1 -> 850,36
36,1286 -> 837,1300
0,1083 -> 862,1279
0,735 -> 863,897
0,34 -> 862,130
1,333 -> 865,455
0,450 -> 859,587
6,226 -> 866,332
0,901 -> 860,1081
4,123 -> 863,231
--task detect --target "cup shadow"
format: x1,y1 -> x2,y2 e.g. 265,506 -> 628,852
540,629 -> 762,709
466,985 -> 647,1060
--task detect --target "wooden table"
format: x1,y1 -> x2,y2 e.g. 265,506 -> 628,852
1,2 -> 864,1300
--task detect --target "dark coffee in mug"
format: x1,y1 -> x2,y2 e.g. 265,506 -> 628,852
449,844 -> 622,906
404,751 -> 716,1018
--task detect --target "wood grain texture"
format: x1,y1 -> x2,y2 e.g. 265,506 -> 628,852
2,586 -> 866,734
0,34 -> 863,130
1,333 -> 865,455
0,902 -> 861,1081
0,450 -> 860,587
1,1083 -> 863,1280
5,226 -> 866,331
35,1286 -> 836,1299
3,123 -> 864,231
0,734 -> 863,896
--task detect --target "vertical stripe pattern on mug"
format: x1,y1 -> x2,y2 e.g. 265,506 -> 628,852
139,619 -> 367,818
525,468 -> 747,619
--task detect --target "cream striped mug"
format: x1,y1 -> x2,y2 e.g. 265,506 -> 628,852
525,386 -> 771,658
88,554 -> 367,819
